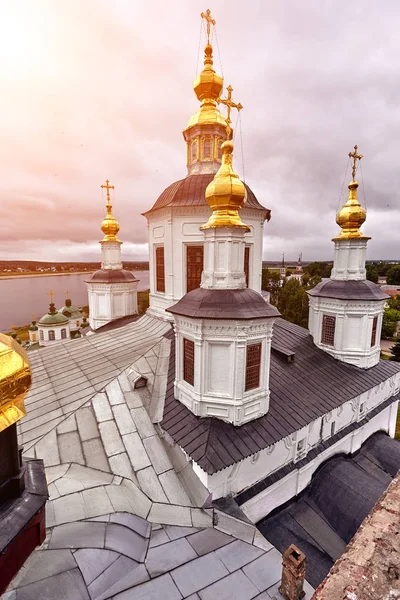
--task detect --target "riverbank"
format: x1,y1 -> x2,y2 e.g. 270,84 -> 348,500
0,271 -> 94,279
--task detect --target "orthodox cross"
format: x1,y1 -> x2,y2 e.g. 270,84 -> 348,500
349,145 -> 363,180
48,289 -> 55,303
101,179 -> 115,203
200,9 -> 216,44
219,85 -> 243,139
65,289 -> 70,299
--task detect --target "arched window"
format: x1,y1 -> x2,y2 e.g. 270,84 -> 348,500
61,329 -> 67,339
191,140 -> 198,163
48,330 -> 55,341
39,330 -> 44,341
76,320 -> 80,327
203,137 -> 211,160
217,138 -> 223,160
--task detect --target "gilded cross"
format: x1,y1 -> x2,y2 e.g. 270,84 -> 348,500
200,9 -> 216,44
101,179 -> 115,202
349,145 -> 363,180
219,85 -> 243,139
65,289 -> 70,299
48,289 -> 55,303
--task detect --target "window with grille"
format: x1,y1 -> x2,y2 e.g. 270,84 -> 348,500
61,329 -> 67,339
155,247 -> 165,293
321,315 -> 335,346
186,245 -> 203,292
244,246 -> 250,287
39,330 -> 44,341
245,343 -> 262,391
191,140 -> 197,162
217,138 -> 223,160
203,138 -> 212,159
183,338 -> 195,386
371,316 -> 378,347
48,330 -> 55,341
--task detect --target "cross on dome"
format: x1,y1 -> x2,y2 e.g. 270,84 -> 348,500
101,179 -> 115,203
348,144 -> 363,181
47,290 -> 55,303
200,9 -> 216,44
219,85 -> 243,139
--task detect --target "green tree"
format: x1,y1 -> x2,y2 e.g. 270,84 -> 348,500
277,279 -> 309,328
390,339 -> 400,362
382,307 -> 400,338
387,265 -> 400,285
261,268 -> 281,305
366,263 -> 379,283
303,261 -> 332,278
388,296 -> 400,311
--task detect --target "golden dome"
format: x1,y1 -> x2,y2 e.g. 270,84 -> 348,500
185,43 -> 225,130
101,205 -> 120,241
100,179 -> 121,242
201,140 -> 250,230
334,180 -> 368,239
0,333 -> 31,432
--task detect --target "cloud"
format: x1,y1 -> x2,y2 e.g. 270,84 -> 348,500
2,0 -> 400,262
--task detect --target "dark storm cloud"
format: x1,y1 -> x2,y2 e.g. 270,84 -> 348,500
1,0 -> 400,261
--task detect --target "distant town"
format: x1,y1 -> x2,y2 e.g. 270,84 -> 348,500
0,260 -> 149,275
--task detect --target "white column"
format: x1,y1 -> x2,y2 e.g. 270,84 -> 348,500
100,240 -> 123,270
201,227 -> 246,290
331,238 -> 369,281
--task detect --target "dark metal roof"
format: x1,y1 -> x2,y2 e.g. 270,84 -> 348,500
258,432 -> 400,589
86,269 -> 138,284
161,319 -> 400,474
167,288 -> 280,320
308,278 -> 388,301
143,174 -> 270,216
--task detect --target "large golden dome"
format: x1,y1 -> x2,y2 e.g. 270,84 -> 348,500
334,180 -> 367,239
201,140 -> 250,230
0,333 -> 31,432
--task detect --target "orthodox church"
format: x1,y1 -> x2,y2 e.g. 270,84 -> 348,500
5,10 -> 400,599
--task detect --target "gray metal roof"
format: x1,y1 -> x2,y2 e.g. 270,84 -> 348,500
307,278 -> 388,301
161,319 -> 400,474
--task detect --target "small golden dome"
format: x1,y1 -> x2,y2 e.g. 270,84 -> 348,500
0,333 -> 31,432
101,205 -> 120,241
334,180 -> 367,239
201,140 -> 250,230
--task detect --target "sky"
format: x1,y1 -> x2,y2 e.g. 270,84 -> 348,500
2,0 -> 400,263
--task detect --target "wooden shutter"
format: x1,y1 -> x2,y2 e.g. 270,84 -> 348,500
183,338 -> 195,386
245,343 -> 262,391
244,246 -> 250,287
186,246 -> 204,292
371,316 -> 378,347
156,247 -> 165,293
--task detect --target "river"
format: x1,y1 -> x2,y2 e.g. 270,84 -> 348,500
0,271 -> 150,332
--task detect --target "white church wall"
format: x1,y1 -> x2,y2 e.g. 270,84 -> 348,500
241,399 -> 398,524
197,372 -> 400,503
88,281 -> 138,329
147,206 -> 265,318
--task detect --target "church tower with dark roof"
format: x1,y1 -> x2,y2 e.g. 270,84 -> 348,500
142,11 -> 270,319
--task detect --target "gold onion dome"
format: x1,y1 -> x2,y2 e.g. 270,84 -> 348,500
0,333 -> 31,432
201,140 -> 250,230
335,180 -> 367,239
100,179 -> 120,241
186,40 -> 225,128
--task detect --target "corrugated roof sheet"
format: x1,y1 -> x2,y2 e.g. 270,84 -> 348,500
143,174 -> 269,215
161,319 -> 400,474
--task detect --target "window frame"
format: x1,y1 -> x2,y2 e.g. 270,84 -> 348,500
155,246 -> 165,293
244,245 -> 251,288
183,337 -> 195,386
39,330 -> 44,341
48,330 -> 55,341
321,314 -> 336,347
61,328 -> 67,339
245,342 -> 262,391
202,136 -> 212,161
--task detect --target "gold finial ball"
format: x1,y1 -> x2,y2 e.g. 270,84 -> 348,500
101,215 -> 120,240
336,181 -> 366,235
205,141 -> 246,212
193,44 -> 223,103
0,333 -> 31,432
